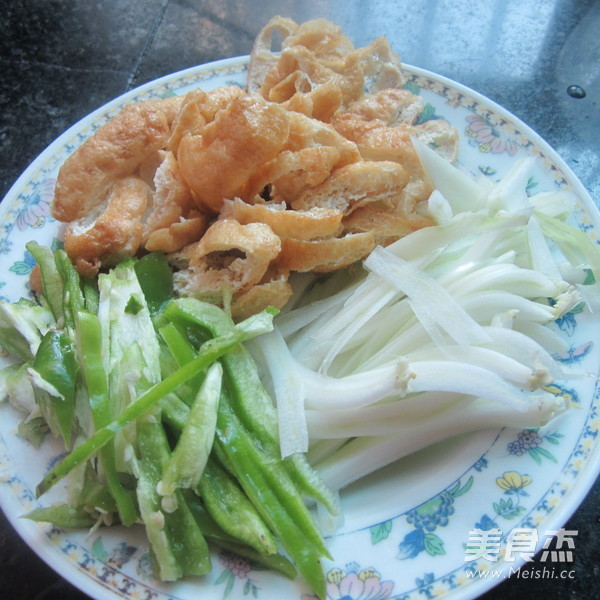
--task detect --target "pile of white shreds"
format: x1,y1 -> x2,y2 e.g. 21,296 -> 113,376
251,138 -> 600,494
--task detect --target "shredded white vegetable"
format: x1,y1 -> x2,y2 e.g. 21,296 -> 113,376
365,246 -> 491,348
267,136 -> 600,489
314,392 -> 567,492
250,328 -> 309,458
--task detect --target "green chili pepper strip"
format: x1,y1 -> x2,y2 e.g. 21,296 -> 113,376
54,249 -> 85,330
159,362 -> 222,497
217,393 -> 330,555
25,504 -> 97,529
159,321 -> 205,403
163,298 -> 339,514
81,277 -> 99,315
35,308 -> 275,498
26,242 -> 65,324
31,329 -> 78,447
197,457 -> 278,557
157,383 -> 279,560
159,322 -> 197,366
158,317 -> 297,560
163,301 -> 277,432
137,418 -> 211,579
75,310 -> 138,526
215,394 -> 328,599
154,346 -> 278,558
134,252 -> 174,316
184,492 -> 296,579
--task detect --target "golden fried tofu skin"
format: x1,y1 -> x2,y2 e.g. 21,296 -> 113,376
248,17 -> 405,123
63,175 -> 151,277
245,109 -> 361,203
276,232 -> 376,273
224,198 -> 344,241
173,219 -> 282,305
332,88 -> 459,175
49,16 -> 462,317
230,277 -> 293,321
291,160 -> 409,214
177,95 -> 290,213
53,98 -> 182,223
167,86 -> 244,153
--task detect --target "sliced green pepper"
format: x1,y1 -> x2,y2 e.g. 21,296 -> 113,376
164,298 -> 338,514
31,329 -> 78,448
197,457 -> 278,557
54,249 -> 85,330
35,306 -> 275,497
215,393 -> 328,599
159,361 -> 222,496
185,492 -> 296,579
134,252 -> 174,316
137,418 -> 211,579
24,504 -> 97,529
26,241 -> 65,324
75,310 -> 138,526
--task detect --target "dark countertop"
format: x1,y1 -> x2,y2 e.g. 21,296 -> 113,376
1,1 -> 599,599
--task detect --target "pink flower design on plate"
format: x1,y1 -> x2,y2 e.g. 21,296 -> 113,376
303,568 -> 394,600
219,550 -> 252,579
465,114 -> 519,156
16,177 -> 55,230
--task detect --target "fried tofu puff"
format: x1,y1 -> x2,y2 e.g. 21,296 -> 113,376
332,88 -> 459,173
177,95 -> 291,214
173,219 -> 289,318
142,150 -> 208,254
247,17 -> 404,122
230,277 -> 293,321
223,197 -> 343,240
167,86 -> 244,154
52,97 -> 183,223
290,159 -> 434,243
331,88 -> 458,239
245,109 -> 362,203
51,90 -> 241,275
50,16 -> 460,317
276,232 -> 376,273
290,160 -> 409,214
177,94 -> 362,212
63,175 -> 151,277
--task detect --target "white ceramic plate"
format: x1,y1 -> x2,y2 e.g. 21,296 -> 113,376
1,56 -> 599,600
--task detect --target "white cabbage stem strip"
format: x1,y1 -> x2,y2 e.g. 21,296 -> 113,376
526,214 -> 564,283
386,210 -> 529,264
365,246 -> 491,348
481,326 -> 569,380
306,392 -> 471,439
316,283 -> 399,375
300,350 -> 556,413
485,157 -> 536,214
513,321 -> 569,353
250,328 -> 308,458
307,438 -> 351,467
404,346 -> 553,391
276,282 -> 355,338
458,291 -> 557,324
411,136 -> 490,213
273,150 -> 600,497
290,278 -> 399,371
301,360 -> 412,410
315,392 -> 567,492
443,262 -> 568,300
